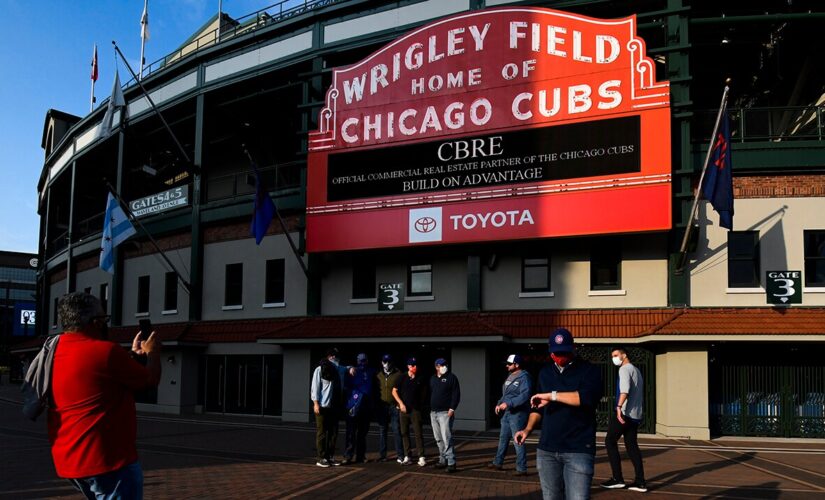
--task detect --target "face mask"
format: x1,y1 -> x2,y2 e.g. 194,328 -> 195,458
611,356 -> 623,367
382,361 -> 389,369
551,352 -> 573,367
438,366 -> 448,375
409,366 -> 417,375
330,356 -> 339,365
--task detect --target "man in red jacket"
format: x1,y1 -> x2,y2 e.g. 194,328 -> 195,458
48,292 -> 161,499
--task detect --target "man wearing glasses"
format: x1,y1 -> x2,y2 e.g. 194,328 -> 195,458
48,292 -> 162,499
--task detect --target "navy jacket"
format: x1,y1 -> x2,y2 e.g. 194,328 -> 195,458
535,358 -> 603,454
429,372 -> 460,412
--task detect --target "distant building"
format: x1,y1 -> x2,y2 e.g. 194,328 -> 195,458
0,251 -> 38,338
26,1 -> 825,439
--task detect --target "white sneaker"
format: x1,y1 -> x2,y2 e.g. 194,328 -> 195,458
396,457 -> 404,464
418,456 -> 426,467
400,456 -> 412,466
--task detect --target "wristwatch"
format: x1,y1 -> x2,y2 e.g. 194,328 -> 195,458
551,391 -> 557,402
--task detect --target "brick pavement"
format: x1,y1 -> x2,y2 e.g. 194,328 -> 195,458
2,385 -> 825,499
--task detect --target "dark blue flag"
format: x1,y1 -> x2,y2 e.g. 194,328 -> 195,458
250,167 -> 276,245
702,111 -> 733,230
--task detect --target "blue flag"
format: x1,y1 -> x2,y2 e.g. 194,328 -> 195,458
250,167 -> 276,245
702,111 -> 734,230
100,192 -> 137,273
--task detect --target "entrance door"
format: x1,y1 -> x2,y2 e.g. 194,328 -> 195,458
225,355 -> 263,414
263,355 -> 283,416
204,355 -> 226,412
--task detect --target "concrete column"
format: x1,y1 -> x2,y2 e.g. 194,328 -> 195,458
282,347 -> 311,422
655,346 -> 710,439
451,345 -> 488,431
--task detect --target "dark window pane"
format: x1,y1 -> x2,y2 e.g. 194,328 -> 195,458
352,259 -> 376,299
265,259 -> 285,303
137,275 -> 150,313
225,263 -> 243,306
84,287 -> 92,295
522,256 -> 550,291
408,263 -> 432,296
164,272 -> 177,311
591,243 -> 621,290
804,230 -> 825,287
728,231 -> 760,287
53,297 -> 59,325
99,283 -> 109,314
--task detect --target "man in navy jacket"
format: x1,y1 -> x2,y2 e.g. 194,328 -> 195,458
430,358 -> 460,472
515,328 -> 603,499
489,354 -> 532,475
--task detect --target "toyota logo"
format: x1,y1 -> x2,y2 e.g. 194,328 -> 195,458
414,216 -> 437,233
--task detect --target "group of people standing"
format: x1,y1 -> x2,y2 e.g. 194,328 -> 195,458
311,349 -> 461,471
312,327 -> 648,499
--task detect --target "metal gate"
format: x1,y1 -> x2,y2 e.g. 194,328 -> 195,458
710,346 -> 825,438
577,345 -> 655,434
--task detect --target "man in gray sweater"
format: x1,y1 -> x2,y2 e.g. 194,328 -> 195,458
602,347 -> 647,493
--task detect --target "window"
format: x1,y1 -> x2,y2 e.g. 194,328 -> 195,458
522,256 -> 551,292
352,259 -> 376,299
728,231 -> 760,288
265,259 -> 285,304
408,263 -> 432,296
99,283 -> 109,314
53,297 -> 59,326
137,275 -> 150,313
591,242 -> 621,290
164,272 -> 177,311
804,230 -> 825,287
224,263 -> 243,306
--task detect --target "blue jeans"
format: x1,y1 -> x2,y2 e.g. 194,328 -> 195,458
68,461 -> 143,500
377,403 -> 403,459
493,411 -> 529,472
430,410 -> 455,465
536,449 -> 594,500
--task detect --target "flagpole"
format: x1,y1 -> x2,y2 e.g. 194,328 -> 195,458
139,0 -> 148,80
90,79 -> 96,113
103,179 -> 192,294
675,79 -> 731,274
112,41 -> 193,169
243,147 -> 310,279
90,44 -> 97,112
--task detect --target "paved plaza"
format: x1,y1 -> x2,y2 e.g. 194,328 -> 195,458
1,386 -> 824,499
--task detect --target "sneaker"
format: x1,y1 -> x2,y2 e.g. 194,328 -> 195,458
487,462 -> 503,470
418,456 -> 426,467
513,470 -> 528,477
396,457 -> 404,464
316,458 -> 331,468
601,478 -> 626,489
400,456 -> 412,466
341,457 -> 352,465
446,464 -> 457,473
434,462 -> 447,469
627,482 -> 648,493
329,459 -> 342,466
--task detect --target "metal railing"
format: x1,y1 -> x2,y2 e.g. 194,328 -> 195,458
205,162 -> 302,202
693,105 -> 824,143
128,0 -> 345,85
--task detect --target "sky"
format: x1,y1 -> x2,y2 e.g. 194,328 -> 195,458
0,0 -> 284,253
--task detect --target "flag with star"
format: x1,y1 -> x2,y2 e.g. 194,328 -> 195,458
99,192 -> 137,273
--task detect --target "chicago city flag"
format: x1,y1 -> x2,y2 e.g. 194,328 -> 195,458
702,110 -> 734,229
100,193 -> 137,273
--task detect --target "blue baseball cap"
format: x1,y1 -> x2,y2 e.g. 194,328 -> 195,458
356,353 -> 368,363
382,354 -> 392,362
505,354 -> 524,365
406,357 -> 417,366
549,328 -> 574,353
434,358 -> 447,366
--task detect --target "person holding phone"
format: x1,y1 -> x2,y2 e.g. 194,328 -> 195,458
514,328 -> 602,500
47,292 -> 162,499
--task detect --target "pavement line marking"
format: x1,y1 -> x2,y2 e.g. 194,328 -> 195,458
702,439 -> 825,480
352,472 -> 408,500
281,468 -> 360,500
674,438 -> 825,492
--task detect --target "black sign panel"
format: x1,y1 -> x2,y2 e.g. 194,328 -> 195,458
378,282 -> 404,311
766,271 -> 802,305
327,116 -> 640,202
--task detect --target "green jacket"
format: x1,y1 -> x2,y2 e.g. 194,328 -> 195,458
376,367 -> 401,405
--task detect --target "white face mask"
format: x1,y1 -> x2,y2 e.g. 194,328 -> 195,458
611,356 -> 623,367
438,366 -> 448,375
382,361 -> 389,370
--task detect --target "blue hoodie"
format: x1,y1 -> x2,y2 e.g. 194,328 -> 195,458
497,369 -> 532,413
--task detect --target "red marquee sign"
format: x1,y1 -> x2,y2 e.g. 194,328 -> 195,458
307,7 -> 671,252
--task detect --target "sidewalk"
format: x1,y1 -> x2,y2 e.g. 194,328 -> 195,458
2,383 -> 825,498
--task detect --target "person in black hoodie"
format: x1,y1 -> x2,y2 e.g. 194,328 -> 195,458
429,358 -> 460,473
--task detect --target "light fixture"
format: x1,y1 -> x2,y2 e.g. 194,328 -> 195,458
141,164 -> 157,176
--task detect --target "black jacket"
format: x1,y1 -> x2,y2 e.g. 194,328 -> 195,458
429,371 -> 460,412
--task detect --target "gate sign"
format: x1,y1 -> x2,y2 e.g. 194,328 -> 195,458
766,271 -> 802,305
379,282 -> 404,311
307,7 -> 671,252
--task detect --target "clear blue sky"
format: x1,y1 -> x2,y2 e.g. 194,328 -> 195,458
0,0 -> 282,253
